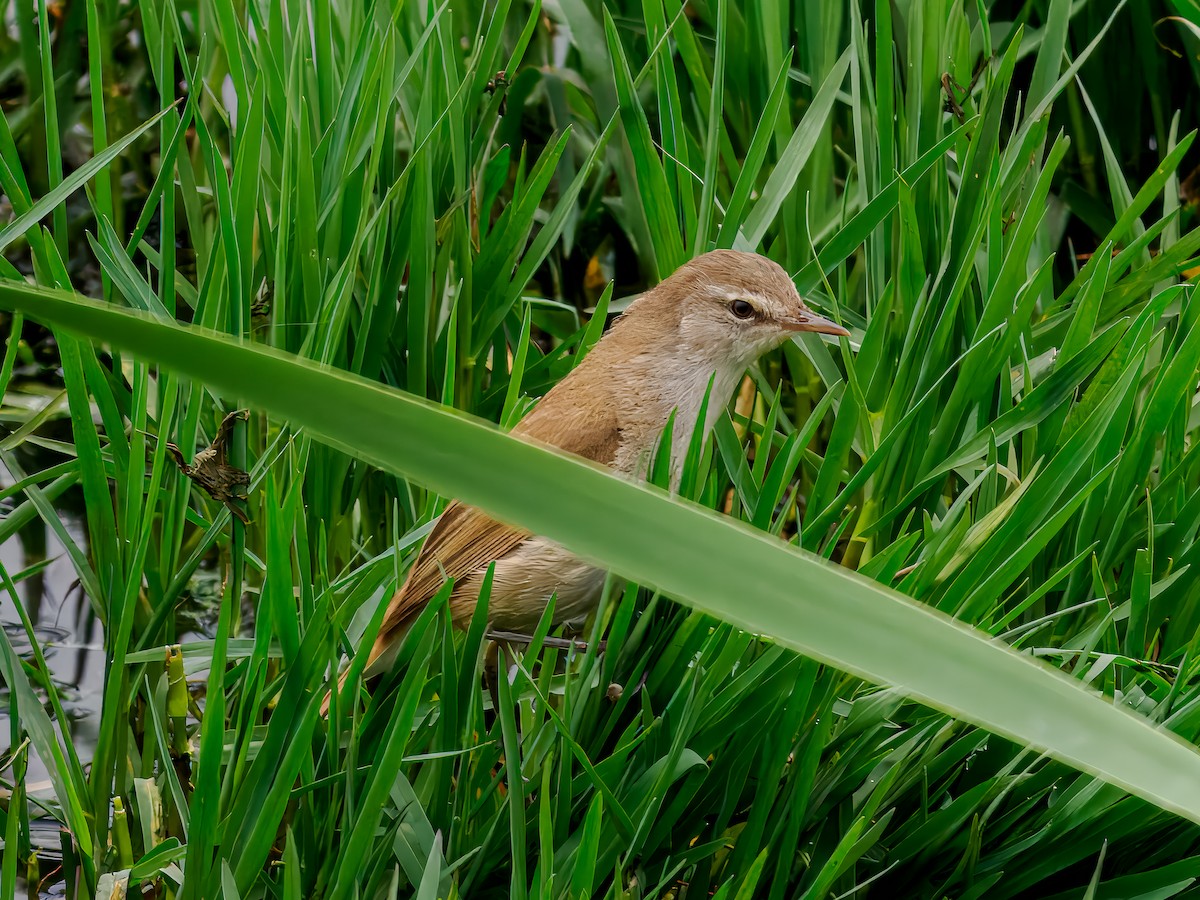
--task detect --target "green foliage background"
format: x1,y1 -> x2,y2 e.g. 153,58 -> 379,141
2,0 -> 1200,897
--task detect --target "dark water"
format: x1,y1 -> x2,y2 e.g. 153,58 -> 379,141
0,460 -> 104,858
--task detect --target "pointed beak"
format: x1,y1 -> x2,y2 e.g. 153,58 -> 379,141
780,309 -> 850,337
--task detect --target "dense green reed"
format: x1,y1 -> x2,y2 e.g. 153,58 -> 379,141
2,0 -> 1200,897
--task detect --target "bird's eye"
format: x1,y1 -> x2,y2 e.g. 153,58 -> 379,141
730,299 -> 755,319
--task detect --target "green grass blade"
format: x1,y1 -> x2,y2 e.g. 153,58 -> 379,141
0,106 -> 173,256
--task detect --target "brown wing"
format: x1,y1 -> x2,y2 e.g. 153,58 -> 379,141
363,377 -> 622,669
375,501 -> 530,640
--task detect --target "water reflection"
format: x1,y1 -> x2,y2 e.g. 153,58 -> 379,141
0,463 -> 104,816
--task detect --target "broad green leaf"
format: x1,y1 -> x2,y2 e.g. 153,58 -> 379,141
8,284 -> 1200,828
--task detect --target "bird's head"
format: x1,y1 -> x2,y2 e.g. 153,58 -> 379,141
639,249 -> 849,367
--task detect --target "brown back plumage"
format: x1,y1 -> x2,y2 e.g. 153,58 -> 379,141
357,381 -> 622,668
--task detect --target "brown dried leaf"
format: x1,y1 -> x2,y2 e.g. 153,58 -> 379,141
166,409 -> 251,523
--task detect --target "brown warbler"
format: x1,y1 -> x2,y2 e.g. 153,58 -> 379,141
323,249 -> 848,711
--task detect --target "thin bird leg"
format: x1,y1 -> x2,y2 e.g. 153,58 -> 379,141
483,638 -> 522,714
483,639 -> 502,714
484,638 -> 525,744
